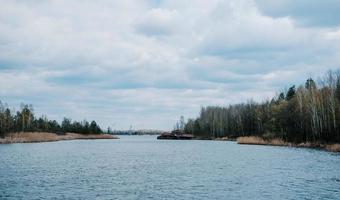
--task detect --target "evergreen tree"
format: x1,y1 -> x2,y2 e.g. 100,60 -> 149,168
0,102 -> 103,137
305,78 -> 316,90
286,85 -> 296,101
278,92 -> 285,101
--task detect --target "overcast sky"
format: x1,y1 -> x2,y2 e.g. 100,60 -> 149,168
1,0 -> 340,130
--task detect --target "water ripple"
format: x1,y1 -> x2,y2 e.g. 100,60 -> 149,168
0,136 -> 339,200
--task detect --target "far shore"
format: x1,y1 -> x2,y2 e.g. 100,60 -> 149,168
236,136 -> 340,152
0,132 -> 118,144
157,132 -> 340,152
2,132 -> 339,152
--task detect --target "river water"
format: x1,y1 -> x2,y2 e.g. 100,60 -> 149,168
0,135 -> 339,199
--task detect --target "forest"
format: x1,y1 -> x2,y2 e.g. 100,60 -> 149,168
182,70 -> 340,143
0,103 -> 103,138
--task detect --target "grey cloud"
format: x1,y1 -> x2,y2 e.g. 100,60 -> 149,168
255,0 -> 340,27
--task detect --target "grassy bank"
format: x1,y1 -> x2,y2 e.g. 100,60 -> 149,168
0,132 -> 118,144
236,136 -> 340,152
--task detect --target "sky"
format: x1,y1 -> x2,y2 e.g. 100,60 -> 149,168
1,0 -> 340,130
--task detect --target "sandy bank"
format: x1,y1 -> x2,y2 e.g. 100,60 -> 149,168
0,132 -> 118,144
236,136 -> 340,152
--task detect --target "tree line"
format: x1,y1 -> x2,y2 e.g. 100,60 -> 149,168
182,70 -> 340,143
0,103 -> 103,137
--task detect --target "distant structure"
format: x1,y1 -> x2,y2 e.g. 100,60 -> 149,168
157,129 -> 194,140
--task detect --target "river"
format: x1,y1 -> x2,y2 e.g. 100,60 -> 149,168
0,135 -> 339,199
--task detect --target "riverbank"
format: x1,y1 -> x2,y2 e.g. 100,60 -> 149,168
236,136 -> 340,152
214,136 -> 230,141
0,132 -> 118,144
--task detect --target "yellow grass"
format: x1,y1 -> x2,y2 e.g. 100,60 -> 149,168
57,133 -> 116,140
237,136 -> 340,152
269,138 -> 286,146
325,144 -> 340,152
0,132 -> 118,144
237,136 -> 286,146
237,136 -> 266,145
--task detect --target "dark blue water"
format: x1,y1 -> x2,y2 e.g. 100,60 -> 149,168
0,136 -> 339,200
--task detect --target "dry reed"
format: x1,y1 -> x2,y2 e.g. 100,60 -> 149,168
237,136 -> 286,146
237,136 -> 340,152
0,132 -> 117,144
325,144 -> 340,152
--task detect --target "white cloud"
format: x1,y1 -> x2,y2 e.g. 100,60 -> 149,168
134,8 -> 180,36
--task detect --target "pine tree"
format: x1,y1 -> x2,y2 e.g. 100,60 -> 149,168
286,85 -> 296,101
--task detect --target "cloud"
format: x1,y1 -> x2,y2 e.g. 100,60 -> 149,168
255,0 -> 340,27
0,0 -> 340,129
134,8 -> 180,36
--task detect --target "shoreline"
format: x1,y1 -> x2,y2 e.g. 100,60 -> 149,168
0,132 -> 119,144
236,136 -> 340,152
158,134 -> 340,152
2,133 -> 339,152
